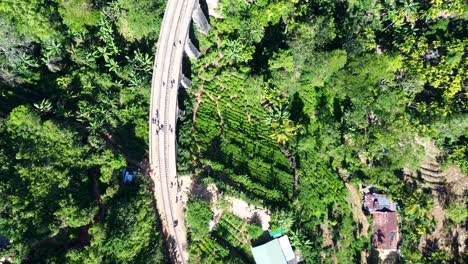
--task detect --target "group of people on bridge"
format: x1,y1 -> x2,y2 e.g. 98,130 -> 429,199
151,109 -> 174,134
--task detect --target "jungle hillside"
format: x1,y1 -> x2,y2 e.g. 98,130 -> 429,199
1,0 -> 467,264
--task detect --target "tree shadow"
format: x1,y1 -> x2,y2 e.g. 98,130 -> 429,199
211,231 -> 253,263
190,182 -> 214,203
207,135 -> 222,160
250,231 -> 273,247
289,92 -> 310,126
249,212 -> 263,227
111,123 -> 146,162
383,251 -> 401,264
249,22 -> 287,75
198,0 -> 211,25
367,248 -> 380,263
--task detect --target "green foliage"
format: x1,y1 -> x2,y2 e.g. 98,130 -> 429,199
429,114 -> 468,173
446,203 -> 468,224
0,106 -> 95,241
213,212 -> 261,262
0,0 -> 61,41
190,237 -> 229,264
186,198 -> 217,262
186,196 -> 264,263
0,1 -> 165,262
1,0 -> 466,262
405,189 -> 433,221
184,0 -> 467,262
114,0 -> 165,41
0,106 -> 129,262
187,199 -> 212,241
269,210 -> 294,234
0,17 -> 39,84
64,177 -> 166,263
58,0 -> 100,33
190,69 -> 294,204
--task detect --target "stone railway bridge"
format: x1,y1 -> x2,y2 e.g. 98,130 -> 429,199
148,0 -> 212,263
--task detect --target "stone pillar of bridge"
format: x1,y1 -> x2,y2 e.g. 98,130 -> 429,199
184,37 -> 201,59
180,74 -> 192,89
192,0 -> 210,35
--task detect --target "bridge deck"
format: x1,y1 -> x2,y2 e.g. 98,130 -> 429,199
149,0 -> 197,263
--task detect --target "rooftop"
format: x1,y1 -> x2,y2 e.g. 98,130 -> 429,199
251,235 -> 297,264
364,193 -> 397,213
361,188 -> 399,251
372,211 -> 399,250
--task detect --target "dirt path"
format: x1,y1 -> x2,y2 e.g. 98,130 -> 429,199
189,180 -> 271,230
344,183 -> 369,264
225,196 -> 271,230
345,183 -> 370,238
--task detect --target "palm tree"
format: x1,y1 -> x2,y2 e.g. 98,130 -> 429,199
270,123 -> 293,145
265,104 -> 289,125
33,99 -> 53,114
270,119 -> 304,145
406,189 -> 432,219
131,50 -> 152,72
401,0 -> 419,24
223,39 -> 244,64
105,58 -> 119,73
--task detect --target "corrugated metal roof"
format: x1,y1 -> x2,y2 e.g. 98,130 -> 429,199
278,236 -> 297,264
251,235 -> 297,264
364,193 -> 397,212
372,211 -> 398,250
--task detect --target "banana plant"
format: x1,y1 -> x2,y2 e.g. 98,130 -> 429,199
105,58 -> 119,73
34,99 -> 53,114
405,189 -> 433,220
289,229 -> 313,251
223,39 -> 244,64
86,119 -> 104,134
128,71 -> 142,87
43,39 -> 62,56
132,50 -> 153,72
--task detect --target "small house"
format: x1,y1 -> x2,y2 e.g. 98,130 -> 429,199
251,235 -> 298,264
362,187 -> 399,251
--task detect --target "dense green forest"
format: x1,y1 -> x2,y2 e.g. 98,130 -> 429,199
0,0 -> 167,263
178,0 -> 467,263
1,0 -> 467,263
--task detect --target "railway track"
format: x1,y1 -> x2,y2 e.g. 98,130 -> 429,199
149,0 -> 198,263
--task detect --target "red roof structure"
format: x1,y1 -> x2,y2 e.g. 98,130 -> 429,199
362,187 -> 399,251
371,211 -> 398,250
